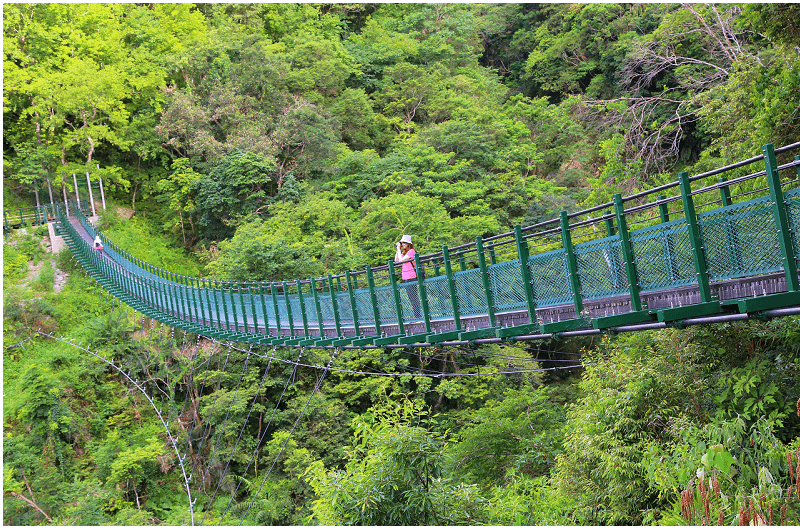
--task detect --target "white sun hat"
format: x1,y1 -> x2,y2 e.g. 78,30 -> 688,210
400,234 -> 413,244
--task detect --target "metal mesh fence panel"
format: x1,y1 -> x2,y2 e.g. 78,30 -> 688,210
453,268 -> 487,317
353,289 -> 375,327
630,218 -> 696,291
574,235 -> 627,300
374,285 -> 400,325
423,274 -> 455,321
528,249 -> 573,307
699,196 -> 781,280
488,260 -> 527,313
782,186 -> 800,262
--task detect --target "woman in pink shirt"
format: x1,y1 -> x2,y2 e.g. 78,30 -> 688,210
394,234 -> 421,320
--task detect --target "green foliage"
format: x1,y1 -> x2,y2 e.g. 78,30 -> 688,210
205,218 -> 322,281
306,397 -> 489,525
449,385 -> 566,485
193,150 -> 279,240
642,418 -> 800,525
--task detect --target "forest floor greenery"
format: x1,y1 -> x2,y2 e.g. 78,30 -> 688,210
3,216 -> 800,526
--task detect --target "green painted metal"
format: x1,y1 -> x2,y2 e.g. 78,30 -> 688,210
296,279 -> 310,338
249,284 -> 259,333
46,141 -> 800,349
327,275 -> 343,338
476,236 -> 497,328
658,195 -> 670,222
270,284 -> 282,336
415,253 -> 432,334
310,277 -> 325,339
442,246 -> 462,331
605,210 -> 616,236
679,172 -> 714,303
366,265 -> 383,338
559,210 -> 584,316
346,271 -> 361,337
614,194 -> 643,312
495,226 -> 539,339
763,143 -> 799,292
282,281 -> 296,337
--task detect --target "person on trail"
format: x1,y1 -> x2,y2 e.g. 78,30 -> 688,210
94,235 -> 103,252
394,234 -> 422,320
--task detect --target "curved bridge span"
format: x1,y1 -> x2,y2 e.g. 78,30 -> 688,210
54,143 -> 800,347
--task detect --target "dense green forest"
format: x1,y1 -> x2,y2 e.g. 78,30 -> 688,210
4,3 -> 800,525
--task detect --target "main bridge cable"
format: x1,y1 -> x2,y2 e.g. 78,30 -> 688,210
237,347 -> 340,526
33,329 -> 197,526
216,346 -> 305,523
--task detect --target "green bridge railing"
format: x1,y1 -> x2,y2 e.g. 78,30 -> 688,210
55,143 -> 800,346
2,200 -> 94,239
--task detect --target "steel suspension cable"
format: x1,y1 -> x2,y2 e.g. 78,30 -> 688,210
237,348 -> 339,526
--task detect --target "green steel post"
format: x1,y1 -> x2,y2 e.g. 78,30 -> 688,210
414,254 -> 432,333
560,211 -> 584,316
366,266 -> 383,336
346,271 -> 361,336
310,277 -> 325,338
259,285 -> 270,335
208,280 -> 220,330
190,278 -> 201,325
388,260 -> 406,335
515,226 -> 537,324
219,281 -> 232,331
489,248 -> 497,266
271,284 -> 283,336
458,253 -> 467,272
614,194 -> 643,312
178,280 -> 190,321
718,177 -> 732,207
443,247 -> 462,331
283,281 -> 296,336
679,172 -> 713,302
295,280 -> 309,337
229,283 -> 240,332
476,236 -> 497,328
434,260 -> 441,277
658,195 -> 670,223
605,210 -> 616,236
763,144 -> 799,291
236,284 -> 247,333
327,275 -> 343,337
249,284 -> 259,334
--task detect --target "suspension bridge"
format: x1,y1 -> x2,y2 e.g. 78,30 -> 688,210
5,142 -> 800,525
6,143 -> 800,348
